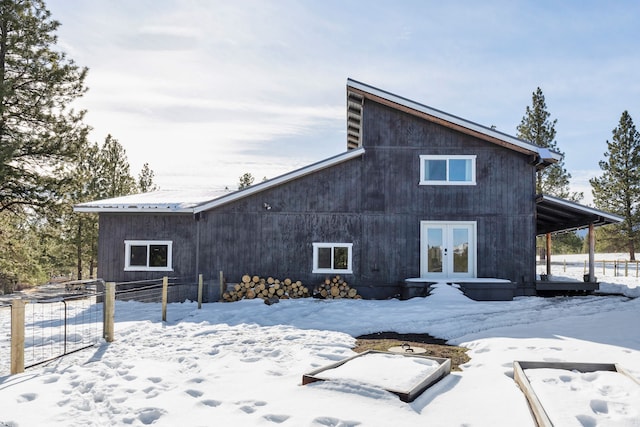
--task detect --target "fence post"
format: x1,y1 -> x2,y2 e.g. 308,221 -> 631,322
104,282 -> 115,342
219,270 -> 224,301
625,261 -> 628,277
197,274 -> 203,309
10,299 -> 26,374
162,276 -> 168,322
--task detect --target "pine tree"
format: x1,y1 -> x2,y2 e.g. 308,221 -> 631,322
517,87 -> 581,201
97,134 -> 137,199
63,140 -> 101,279
238,172 -> 254,190
138,162 -> 158,193
0,0 -> 88,213
590,111 -> 640,260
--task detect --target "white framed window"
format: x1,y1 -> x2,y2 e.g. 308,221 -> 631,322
124,240 -> 173,271
313,243 -> 353,274
419,155 -> 476,185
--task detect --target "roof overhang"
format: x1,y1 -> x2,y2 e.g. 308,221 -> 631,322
346,78 -> 562,168
536,194 -> 623,235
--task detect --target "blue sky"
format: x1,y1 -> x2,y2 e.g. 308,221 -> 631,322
47,0 -> 640,203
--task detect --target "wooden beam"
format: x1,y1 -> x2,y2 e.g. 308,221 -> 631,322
546,233 -> 552,276
588,223 -> 595,282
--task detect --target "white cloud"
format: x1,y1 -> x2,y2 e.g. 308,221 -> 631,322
46,0 -> 640,196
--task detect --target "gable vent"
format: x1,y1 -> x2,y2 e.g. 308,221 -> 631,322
347,90 -> 363,149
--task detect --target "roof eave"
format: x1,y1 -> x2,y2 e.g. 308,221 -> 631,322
73,205 -> 194,214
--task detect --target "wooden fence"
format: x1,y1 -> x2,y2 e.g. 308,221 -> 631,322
5,275 -> 217,376
547,260 -> 640,278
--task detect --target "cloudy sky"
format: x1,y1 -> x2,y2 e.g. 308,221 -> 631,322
46,0 -> 640,203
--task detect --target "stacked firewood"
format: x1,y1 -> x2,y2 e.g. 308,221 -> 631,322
221,275 -> 310,302
313,275 -> 361,299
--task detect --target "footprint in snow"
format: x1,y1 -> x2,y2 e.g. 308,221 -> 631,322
312,416 -> 361,427
42,375 -> 61,384
200,399 -> 222,408
236,400 -> 267,414
263,414 -> 290,424
185,389 -> 204,398
136,407 -> 166,425
143,386 -> 160,399
17,393 -> 37,403
590,399 -> 608,414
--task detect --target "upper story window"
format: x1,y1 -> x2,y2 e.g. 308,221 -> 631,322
124,240 -> 173,271
313,243 -> 353,274
419,155 -> 476,185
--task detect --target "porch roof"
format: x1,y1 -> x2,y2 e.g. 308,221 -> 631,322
536,194 -> 623,235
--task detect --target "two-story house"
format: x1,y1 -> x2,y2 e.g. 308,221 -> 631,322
75,79 -> 621,300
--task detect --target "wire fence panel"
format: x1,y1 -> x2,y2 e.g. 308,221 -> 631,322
0,295 -> 104,376
115,279 -> 199,303
24,295 -> 103,370
0,303 -> 11,376
1,278 -> 201,376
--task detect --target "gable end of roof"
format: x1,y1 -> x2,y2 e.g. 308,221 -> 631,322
346,78 -> 562,166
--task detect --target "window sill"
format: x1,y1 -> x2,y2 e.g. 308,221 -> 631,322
124,267 -> 174,272
419,181 -> 476,186
313,269 -> 353,274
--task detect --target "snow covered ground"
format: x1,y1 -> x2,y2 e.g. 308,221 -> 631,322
1,255 -> 639,426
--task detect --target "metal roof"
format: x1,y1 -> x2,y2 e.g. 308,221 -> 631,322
73,148 -> 366,214
536,194 -> 623,235
73,189 -> 231,213
346,78 -> 562,168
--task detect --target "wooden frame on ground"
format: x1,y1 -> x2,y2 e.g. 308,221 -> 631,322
513,360 -> 640,427
302,350 -> 451,402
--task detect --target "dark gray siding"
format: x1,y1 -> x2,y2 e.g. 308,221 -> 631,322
97,213 -> 196,283
97,97 -> 538,297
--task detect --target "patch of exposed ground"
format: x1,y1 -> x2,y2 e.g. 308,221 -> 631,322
353,332 -> 470,371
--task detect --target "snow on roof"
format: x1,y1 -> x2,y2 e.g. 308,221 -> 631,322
73,189 -> 231,213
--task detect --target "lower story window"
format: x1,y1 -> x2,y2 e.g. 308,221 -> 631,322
124,240 -> 173,271
313,243 -> 353,274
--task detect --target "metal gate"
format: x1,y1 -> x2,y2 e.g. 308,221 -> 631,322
0,293 -> 103,376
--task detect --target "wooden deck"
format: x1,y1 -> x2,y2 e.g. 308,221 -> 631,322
535,280 -> 599,293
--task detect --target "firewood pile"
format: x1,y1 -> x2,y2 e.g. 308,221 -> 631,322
221,275 -> 310,302
312,276 -> 362,299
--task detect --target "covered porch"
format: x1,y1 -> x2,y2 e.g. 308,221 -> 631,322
535,194 -> 623,293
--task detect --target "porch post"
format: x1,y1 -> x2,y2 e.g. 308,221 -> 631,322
588,223 -> 595,282
546,232 -> 552,276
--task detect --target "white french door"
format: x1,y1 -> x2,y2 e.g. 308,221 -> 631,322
420,221 -> 476,279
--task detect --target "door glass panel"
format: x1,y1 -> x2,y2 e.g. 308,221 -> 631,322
427,228 -> 443,273
452,228 -> 469,273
